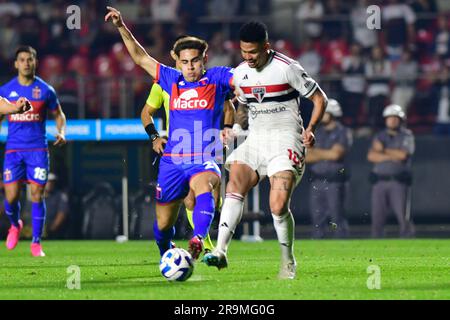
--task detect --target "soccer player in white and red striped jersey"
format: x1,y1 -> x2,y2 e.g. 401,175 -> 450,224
204,21 -> 328,279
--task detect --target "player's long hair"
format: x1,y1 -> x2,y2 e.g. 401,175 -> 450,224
173,37 -> 208,57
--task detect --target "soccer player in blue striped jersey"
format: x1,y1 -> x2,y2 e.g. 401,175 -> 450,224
0,46 -> 67,257
0,96 -> 32,115
106,7 -> 235,260
141,37 -> 235,253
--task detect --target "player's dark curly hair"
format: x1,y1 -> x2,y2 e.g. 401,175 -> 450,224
173,36 -> 208,57
15,45 -> 37,60
239,21 -> 268,43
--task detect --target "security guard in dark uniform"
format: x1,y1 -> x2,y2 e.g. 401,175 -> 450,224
367,104 -> 415,238
306,99 -> 352,238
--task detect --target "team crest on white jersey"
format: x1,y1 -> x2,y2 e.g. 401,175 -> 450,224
8,91 -> 19,98
252,87 -> 266,103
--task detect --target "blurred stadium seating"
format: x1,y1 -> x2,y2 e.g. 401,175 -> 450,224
0,0 -> 448,133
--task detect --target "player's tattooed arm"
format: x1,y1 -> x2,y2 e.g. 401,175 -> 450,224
105,6 -> 158,79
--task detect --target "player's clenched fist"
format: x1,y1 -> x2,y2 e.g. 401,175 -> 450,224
303,128 -> 316,148
104,6 -> 124,28
153,137 -> 167,155
15,97 -> 32,114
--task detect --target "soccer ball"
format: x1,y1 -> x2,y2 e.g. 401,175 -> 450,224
159,248 -> 194,281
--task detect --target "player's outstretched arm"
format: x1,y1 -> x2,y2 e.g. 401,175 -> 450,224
304,87 -> 328,148
105,6 -> 158,79
0,97 -> 32,115
52,105 -> 67,146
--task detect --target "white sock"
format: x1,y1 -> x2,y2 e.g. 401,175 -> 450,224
216,193 -> 244,254
272,210 -> 295,262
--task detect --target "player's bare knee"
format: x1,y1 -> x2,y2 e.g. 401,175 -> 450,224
5,194 -> 20,204
157,221 -> 171,231
226,178 -> 246,195
270,201 -> 289,216
30,188 -> 45,202
184,197 -> 195,211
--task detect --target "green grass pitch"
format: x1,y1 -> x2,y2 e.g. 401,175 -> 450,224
0,239 -> 449,300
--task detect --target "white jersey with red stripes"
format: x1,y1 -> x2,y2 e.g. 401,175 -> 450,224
234,50 -> 318,134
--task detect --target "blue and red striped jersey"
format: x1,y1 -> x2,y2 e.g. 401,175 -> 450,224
0,76 -> 60,150
156,64 -> 233,162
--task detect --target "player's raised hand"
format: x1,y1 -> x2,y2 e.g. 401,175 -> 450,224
15,97 -> 32,114
303,128 -> 316,148
105,6 -> 124,28
153,137 -> 167,155
54,133 -> 67,147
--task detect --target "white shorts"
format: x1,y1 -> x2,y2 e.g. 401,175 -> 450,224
225,130 -> 306,184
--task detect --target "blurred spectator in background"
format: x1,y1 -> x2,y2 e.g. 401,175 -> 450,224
44,173 -> 70,239
150,0 -> 179,22
392,50 -> 418,113
177,0 -> 208,38
296,39 -> 322,77
296,0 -> 324,40
0,14 -> 21,64
368,104 -> 415,238
70,6 -> 100,57
411,0 -> 438,32
350,0 -> 378,55
0,1 -> 21,17
240,0 -> 271,15
45,3 -> 72,56
16,1 -> 42,51
306,99 -> 352,239
341,43 -> 366,127
207,0 -> 239,18
206,32 -> 233,68
366,46 -> 392,130
414,53 -> 440,127
142,23 -> 173,66
382,0 -> 416,61
434,14 -> 450,61
322,0 -> 349,41
433,65 -> 450,134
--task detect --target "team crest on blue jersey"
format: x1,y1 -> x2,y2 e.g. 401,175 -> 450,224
155,185 -> 162,200
32,86 -> 41,99
198,77 -> 209,86
3,169 -> 12,181
252,87 -> 266,103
